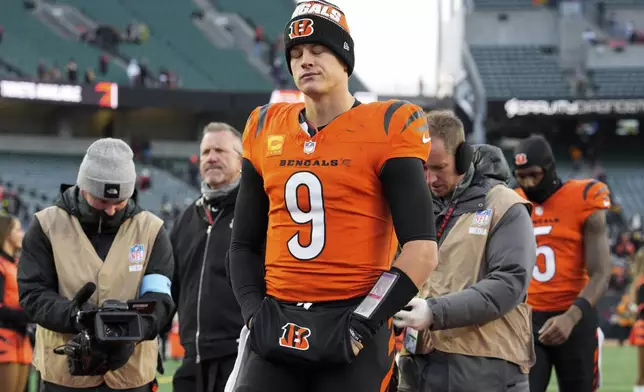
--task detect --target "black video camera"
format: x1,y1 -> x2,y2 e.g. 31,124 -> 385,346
86,299 -> 156,344
53,282 -> 156,376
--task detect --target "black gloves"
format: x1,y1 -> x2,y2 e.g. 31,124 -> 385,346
140,314 -> 159,341
72,302 -> 99,332
104,313 -> 157,371
62,331 -> 109,376
104,313 -> 157,372
61,331 -> 135,375
106,343 -> 135,371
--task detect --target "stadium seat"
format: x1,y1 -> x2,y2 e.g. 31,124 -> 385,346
471,45 -> 570,99
0,153 -> 199,216
473,0 -> 644,11
118,0 -> 273,92
57,0 -> 218,89
215,0 -> 293,40
591,68 -> 644,98
0,1 -> 127,83
473,0 -> 536,11
603,0 -> 644,10
601,163 -> 644,218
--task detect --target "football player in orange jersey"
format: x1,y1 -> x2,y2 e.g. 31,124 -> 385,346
226,1 -> 438,391
513,135 -> 612,392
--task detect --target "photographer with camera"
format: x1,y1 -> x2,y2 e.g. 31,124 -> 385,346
17,138 -> 175,392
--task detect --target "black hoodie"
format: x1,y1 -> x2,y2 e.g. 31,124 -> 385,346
17,185 -> 175,336
169,186 -> 242,362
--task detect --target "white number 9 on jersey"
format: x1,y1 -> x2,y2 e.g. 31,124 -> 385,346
533,226 -> 556,282
284,172 -> 326,260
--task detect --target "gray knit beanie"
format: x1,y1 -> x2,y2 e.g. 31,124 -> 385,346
77,138 -> 136,201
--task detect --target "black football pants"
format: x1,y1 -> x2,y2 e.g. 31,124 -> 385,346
173,355 -> 236,392
234,320 -> 396,392
530,310 -> 599,392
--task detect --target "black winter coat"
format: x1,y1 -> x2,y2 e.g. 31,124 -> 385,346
169,187 -> 243,362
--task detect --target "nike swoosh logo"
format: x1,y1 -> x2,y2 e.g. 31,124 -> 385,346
422,134 -> 431,144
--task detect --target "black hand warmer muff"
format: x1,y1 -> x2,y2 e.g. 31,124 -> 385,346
249,297 -> 356,366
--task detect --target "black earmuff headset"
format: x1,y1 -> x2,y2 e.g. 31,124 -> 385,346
454,142 -> 474,175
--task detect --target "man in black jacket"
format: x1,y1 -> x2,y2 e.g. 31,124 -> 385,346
17,138 -> 175,391
170,123 -> 243,392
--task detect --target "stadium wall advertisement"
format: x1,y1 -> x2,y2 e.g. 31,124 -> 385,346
491,98 -> 644,118
0,79 -> 119,109
0,79 -> 448,113
0,81 -> 452,139
485,97 -> 643,154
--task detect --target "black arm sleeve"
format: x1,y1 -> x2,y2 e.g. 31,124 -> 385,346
349,158 -> 436,341
140,225 -> 176,340
17,217 -> 77,333
229,158 -> 268,326
380,157 -> 436,245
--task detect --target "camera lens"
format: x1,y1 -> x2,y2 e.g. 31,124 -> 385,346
104,323 -> 126,338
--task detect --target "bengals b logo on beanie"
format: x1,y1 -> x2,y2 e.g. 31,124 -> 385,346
284,1 -> 355,76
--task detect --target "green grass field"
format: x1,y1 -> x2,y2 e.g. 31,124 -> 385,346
28,343 -> 638,391
545,343 -> 637,392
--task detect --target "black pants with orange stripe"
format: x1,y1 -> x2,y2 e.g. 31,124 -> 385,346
235,319 -> 396,392
530,310 -> 599,392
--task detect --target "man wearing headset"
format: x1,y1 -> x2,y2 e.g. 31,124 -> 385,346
393,111 -> 537,392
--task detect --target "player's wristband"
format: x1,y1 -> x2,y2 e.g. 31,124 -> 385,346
572,297 -> 592,318
352,267 -> 419,334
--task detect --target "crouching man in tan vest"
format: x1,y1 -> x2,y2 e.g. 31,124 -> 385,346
393,111 -> 537,392
17,138 -> 175,391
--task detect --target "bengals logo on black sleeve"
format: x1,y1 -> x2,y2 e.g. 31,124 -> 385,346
289,18 -> 315,39
279,322 -> 311,351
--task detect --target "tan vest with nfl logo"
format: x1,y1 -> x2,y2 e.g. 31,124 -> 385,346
404,185 -> 536,370
33,206 -> 162,389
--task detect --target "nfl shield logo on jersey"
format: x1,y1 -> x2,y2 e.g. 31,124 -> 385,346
128,244 -> 146,271
472,209 -> 492,226
303,140 -> 316,154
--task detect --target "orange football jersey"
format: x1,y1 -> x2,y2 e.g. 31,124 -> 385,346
242,100 -> 431,303
515,179 -> 611,311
